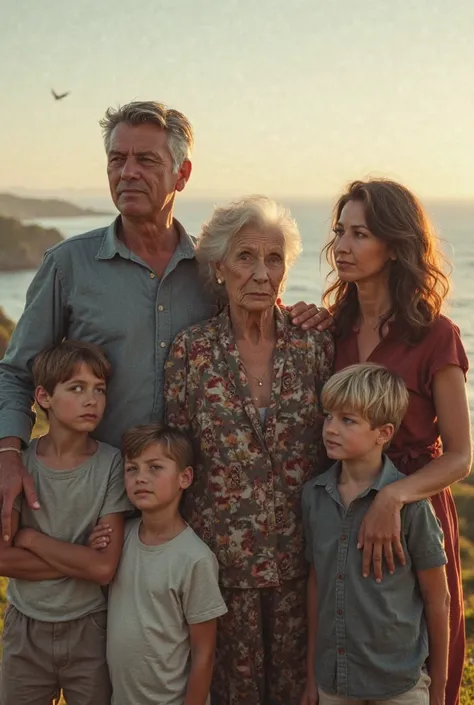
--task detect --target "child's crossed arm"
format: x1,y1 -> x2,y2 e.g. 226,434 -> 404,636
0,509 -> 63,580
13,512 -> 125,585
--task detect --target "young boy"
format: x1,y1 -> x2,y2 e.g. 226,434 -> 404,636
93,423 -> 228,705
301,363 -> 449,705
0,341 -> 131,705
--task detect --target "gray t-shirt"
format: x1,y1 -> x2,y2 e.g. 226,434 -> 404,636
107,519 -> 228,705
7,438 -> 131,622
302,455 -> 447,700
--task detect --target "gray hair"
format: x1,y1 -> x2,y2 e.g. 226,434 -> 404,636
99,101 -> 194,172
196,195 -> 302,298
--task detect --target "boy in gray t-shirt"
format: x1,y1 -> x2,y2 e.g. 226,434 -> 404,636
0,341 -> 131,705
90,423 -> 227,705
301,364 -> 449,705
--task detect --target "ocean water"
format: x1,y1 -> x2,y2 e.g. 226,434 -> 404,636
1,199 -> 473,414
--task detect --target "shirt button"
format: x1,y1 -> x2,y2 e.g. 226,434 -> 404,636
158,305 -> 164,311
337,574 -> 344,580
340,535 -> 347,542
149,272 -> 155,279
338,647 -> 345,655
160,342 -> 166,348
337,609 -> 343,616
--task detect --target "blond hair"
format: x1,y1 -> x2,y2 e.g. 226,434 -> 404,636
99,101 -> 194,172
322,363 -> 409,432
122,423 -> 193,470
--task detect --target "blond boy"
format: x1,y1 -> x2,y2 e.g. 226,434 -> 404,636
301,364 -> 449,705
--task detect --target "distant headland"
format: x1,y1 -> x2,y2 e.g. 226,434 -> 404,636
0,192 -> 113,272
0,192 -> 112,220
0,215 -> 62,271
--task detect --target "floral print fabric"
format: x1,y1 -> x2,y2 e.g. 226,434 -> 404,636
165,306 -> 334,589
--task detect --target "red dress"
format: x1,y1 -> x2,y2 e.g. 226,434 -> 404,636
334,315 -> 469,705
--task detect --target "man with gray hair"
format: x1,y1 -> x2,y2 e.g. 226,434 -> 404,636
0,100 -> 322,542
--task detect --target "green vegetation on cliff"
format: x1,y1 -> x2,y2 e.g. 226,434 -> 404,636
0,215 -> 62,271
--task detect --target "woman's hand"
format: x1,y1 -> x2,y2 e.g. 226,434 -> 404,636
357,487 -> 406,581
284,302 -> 333,332
87,522 -> 112,551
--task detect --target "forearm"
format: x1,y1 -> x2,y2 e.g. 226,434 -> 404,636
27,533 -> 114,585
0,546 -> 64,580
183,653 -> 215,705
0,363 -> 35,446
425,596 -> 450,692
384,452 -> 470,506
0,437 -> 22,451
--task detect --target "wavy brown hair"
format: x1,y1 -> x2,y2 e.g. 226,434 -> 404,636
322,179 -> 451,343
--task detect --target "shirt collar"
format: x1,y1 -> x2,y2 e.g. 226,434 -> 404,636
311,453 -> 402,496
95,216 -> 196,261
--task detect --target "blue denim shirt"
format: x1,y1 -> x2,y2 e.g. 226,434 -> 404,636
0,218 -> 218,448
302,456 -> 447,699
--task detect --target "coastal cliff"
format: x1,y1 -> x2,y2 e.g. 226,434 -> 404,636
0,307 -> 15,358
0,215 -> 62,271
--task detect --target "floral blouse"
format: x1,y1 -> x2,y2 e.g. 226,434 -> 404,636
165,306 -> 334,589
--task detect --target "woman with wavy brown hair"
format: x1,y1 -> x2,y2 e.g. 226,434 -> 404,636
323,179 -> 472,705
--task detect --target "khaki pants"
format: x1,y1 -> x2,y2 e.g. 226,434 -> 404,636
0,604 -> 111,705
319,672 -> 431,705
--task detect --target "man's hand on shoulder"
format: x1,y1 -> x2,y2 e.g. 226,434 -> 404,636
0,441 -> 39,544
283,301 -> 333,332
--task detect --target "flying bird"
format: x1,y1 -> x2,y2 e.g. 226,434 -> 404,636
51,89 -> 70,101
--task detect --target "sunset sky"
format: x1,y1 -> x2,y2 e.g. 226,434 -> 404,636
2,0 -> 473,200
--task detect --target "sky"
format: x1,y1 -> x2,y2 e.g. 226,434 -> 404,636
1,0 -> 474,201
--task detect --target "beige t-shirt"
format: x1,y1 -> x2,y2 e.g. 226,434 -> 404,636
107,519 -> 228,705
7,438 -> 131,622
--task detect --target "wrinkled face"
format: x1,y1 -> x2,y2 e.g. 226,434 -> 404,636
36,363 -> 106,432
106,122 -> 191,219
332,200 -> 394,284
216,227 -> 286,311
323,408 -> 392,461
124,442 -> 192,512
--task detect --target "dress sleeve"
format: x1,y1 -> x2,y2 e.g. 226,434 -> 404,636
424,316 -> 469,393
164,330 -> 192,432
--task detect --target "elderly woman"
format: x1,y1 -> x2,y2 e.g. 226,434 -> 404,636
323,179 -> 472,705
164,195 -> 333,705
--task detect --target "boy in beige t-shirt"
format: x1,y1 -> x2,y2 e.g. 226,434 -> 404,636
0,341 -> 131,705
91,423 -> 227,705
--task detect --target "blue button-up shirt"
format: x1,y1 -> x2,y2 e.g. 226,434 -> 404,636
0,218 -> 218,448
302,456 -> 447,700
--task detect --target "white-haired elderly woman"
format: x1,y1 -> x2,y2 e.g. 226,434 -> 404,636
165,195 -> 334,705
